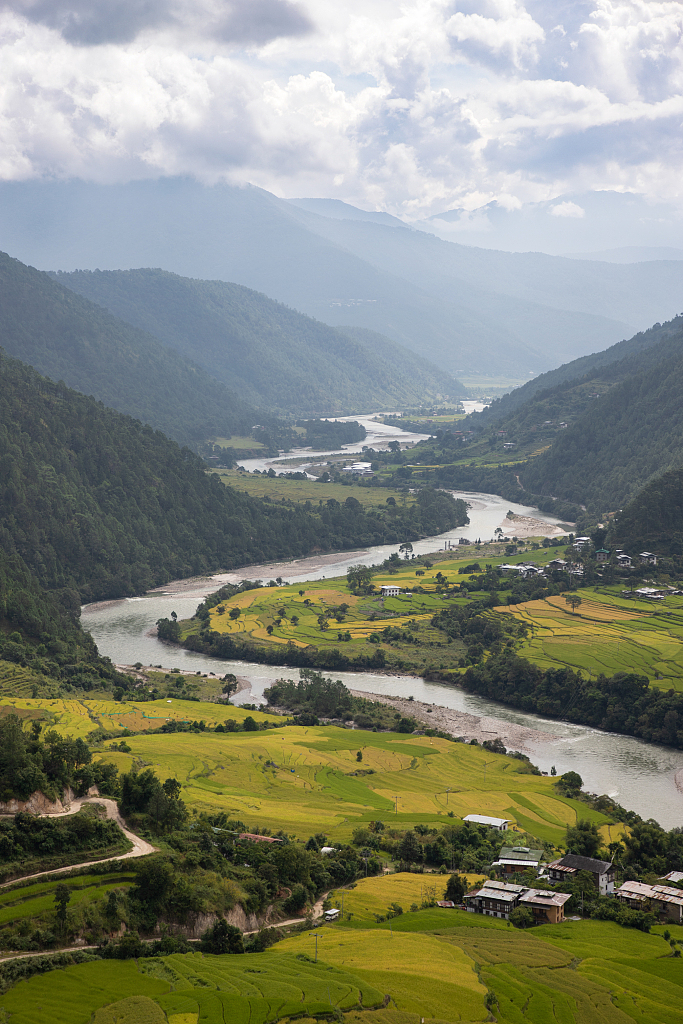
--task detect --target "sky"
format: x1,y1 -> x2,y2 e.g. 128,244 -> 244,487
1,0 -> 682,219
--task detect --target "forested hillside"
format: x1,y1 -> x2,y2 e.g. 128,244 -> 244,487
54,268 -> 463,414
613,468 -> 683,554
519,323 -> 683,508
0,252 -> 266,444
0,353 -> 465,606
474,316 -> 683,424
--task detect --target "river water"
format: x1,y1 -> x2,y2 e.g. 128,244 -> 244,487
82,484 -> 683,829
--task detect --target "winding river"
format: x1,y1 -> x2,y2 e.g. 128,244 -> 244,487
83,478 -> 683,829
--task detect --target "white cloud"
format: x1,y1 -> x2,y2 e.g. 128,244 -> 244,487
0,0 -> 681,217
550,200 -> 585,217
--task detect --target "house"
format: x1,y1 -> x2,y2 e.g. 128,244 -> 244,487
503,442 -> 516,450
640,551 -> 657,565
380,585 -> 400,597
465,881 -> 526,919
518,889 -> 571,924
595,548 -> 610,563
492,845 -> 544,875
547,854 -> 614,894
238,832 -> 283,844
615,881 -> 683,924
436,900 -> 457,908
463,814 -> 511,830
617,554 -> 632,567
573,537 -> 591,550
547,558 -> 568,569
662,871 -> 683,884
634,587 -> 665,600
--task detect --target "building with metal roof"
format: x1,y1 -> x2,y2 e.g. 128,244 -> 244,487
548,854 -> 614,894
492,845 -> 543,875
616,881 -> 683,924
518,889 -> 571,924
463,814 -> 511,830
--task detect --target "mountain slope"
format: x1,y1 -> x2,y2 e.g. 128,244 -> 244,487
613,468 -> 683,555
519,321 -> 683,509
0,251 -> 260,443
0,178 -> 646,376
53,267 -> 464,412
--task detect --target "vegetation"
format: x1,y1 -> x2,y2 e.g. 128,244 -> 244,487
0,250 -> 264,445
55,268 -> 465,415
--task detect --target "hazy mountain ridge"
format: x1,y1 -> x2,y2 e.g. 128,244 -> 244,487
0,251 -> 260,443
53,267 -> 464,413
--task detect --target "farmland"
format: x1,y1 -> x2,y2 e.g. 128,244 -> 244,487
216,471 -> 416,509
5,870 -> 683,1024
499,588 -> 683,691
93,723 -> 604,844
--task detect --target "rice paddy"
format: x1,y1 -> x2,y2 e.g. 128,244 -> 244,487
498,588 -> 683,689
92,724 -> 605,844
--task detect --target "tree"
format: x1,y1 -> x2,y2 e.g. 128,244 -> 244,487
397,830 -> 423,865
229,607 -> 241,619
243,716 -> 259,731
444,874 -> 466,903
54,883 -> 71,931
564,594 -> 582,614
201,917 -> 245,954
356,750 -> 363,762
162,777 -> 181,800
347,564 -> 373,591
399,542 -> 414,559
558,771 -> 583,796
509,906 -> 534,929
565,820 -> 601,858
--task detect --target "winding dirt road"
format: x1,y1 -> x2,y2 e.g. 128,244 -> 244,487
0,797 -> 157,890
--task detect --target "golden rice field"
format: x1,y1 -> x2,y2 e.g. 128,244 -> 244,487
498,588 -> 683,689
0,697 -> 279,740
94,724 -> 607,844
326,872 -> 486,923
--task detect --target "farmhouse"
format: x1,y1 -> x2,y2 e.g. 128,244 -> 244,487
380,585 -> 401,598
547,854 -> 614,894
492,845 -> 543,875
615,881 -> 683,924
518,888 -> 571,924
573,537 -> 591,550
617,553 -> 632,567
640,551 -> 658,565
463,814 -> 511,830
465,880 -> 526,919
595,548 -> 610,563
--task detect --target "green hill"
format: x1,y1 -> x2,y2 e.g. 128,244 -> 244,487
0,251 -> 265,444
613,468 -> 683,554
53,267 -> 464,414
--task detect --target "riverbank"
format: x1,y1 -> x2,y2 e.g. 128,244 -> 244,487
349,689 -> 557,751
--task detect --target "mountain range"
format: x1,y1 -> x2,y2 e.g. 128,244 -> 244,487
5,179 -> 683,377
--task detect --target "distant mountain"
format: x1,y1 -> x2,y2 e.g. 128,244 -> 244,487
424,191 -> 683,256
562,247 -> 683,264
53,267 -> 464,413
0,178 -> 659,376
0,251 -> 259,444
286,198 -> 404,226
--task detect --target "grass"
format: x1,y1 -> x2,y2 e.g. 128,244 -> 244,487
216,472 -> 417,509
0,697 -> 281,741
498,587 -> 683,690
212,436 -> 265,449
93,724 -> 605,844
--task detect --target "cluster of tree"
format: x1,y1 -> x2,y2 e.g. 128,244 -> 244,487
298,419 -> 366,448
55,268 -> 457,417
611,467 -> 683,559
0,715 -> 118,803
430,599 -> 525,666
0,810 -> 126,879
119,768 -> 188,834
182,627 -> 388,671
460,651 -> 683,750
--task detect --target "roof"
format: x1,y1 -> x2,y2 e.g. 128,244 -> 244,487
463,814 -> 511,827
519,889 -> 571,908
554,854 -> 613,874
663,871 -> 683,883
617,881 -> 683,908
493,858 -> 541,868
499,846 -> 544,862
238,832 -> 282,843
437,900 -> 456,908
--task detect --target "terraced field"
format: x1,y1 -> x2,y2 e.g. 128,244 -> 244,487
0,872 -> 135,928
0,698 -> 280,740
499,589 -> 683,690
94,724 -> 606,843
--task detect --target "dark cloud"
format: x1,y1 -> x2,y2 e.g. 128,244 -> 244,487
3,0 -> 313,46
3,0 -> 173,44
215,0 -> 313,44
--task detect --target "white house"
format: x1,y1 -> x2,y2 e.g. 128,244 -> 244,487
640,551 -> 657,565
463,814 -> 511,831
548,854 -> 615,895
380,585 -> 400,597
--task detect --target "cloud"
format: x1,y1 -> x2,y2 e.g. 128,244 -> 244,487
0,0 -> 682,221
550,200 -> 585,217
1,0 -> 313,46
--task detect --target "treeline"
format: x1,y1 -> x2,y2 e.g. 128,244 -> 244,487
612,466 -> 683,557
0,810 -> 127,882
0,715 -> 117,803
457,652 -> 683,750
299,419 -> 366,448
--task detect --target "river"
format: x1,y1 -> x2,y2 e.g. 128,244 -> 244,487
82,485 -> 683,829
